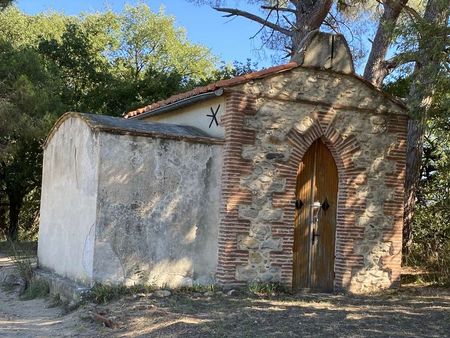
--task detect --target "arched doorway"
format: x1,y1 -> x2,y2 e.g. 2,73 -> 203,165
293,138 -> 338,292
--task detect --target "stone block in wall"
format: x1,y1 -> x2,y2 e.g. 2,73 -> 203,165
236,264 -> 281,282
258,208 -> 283,222
249,251 -> 264,264
369,115 -> 387,134
249,224 -> 272,240
236,265 -> 258,281
237,235 -> 260,250
258,266 -> 282,282
241,145 -> 259,160
260,238 -> 282,252
238,206 -> 259,220
294,116 -> 316,134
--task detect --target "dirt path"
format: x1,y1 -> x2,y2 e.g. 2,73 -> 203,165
0,247 -> 449,337
1,283 -> 450,338
0,249 -> 100,338
0,286 -> 100,338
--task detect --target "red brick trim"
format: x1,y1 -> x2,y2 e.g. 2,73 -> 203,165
381,114 -> 408,286
216,92 -> 257,285
272,109 -> 366,289
216,97 -> 407,291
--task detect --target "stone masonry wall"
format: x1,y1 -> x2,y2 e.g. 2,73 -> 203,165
216,67 -> 408,293
94,133 -> 223,287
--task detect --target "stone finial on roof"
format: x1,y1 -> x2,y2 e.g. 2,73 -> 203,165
292,31 -> 355,74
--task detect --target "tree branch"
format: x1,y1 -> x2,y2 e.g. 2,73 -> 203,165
323,19 -> 339,34
282,14 -> 297,30
250,7 -> 275,39
403,5 -> 423,23
213,7 -> 293,36
261,5 -> 296,14
363,0 -> 409,86
384,51 -> 419,70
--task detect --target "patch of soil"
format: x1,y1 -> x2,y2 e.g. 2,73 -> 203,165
0,286 -> 101,337
1,284 -> 449,337
1,246 -> 449,337
89,286 -> 450,337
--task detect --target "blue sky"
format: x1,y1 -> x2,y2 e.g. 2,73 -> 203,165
17,0 -> 275,68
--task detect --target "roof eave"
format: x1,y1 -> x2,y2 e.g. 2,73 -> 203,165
128,88 -> 225,120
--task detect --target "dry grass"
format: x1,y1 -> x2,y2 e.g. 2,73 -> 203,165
84,286 -> 450,337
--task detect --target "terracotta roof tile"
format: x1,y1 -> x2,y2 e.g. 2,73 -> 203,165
124,61 -> 407,119
124,62 -> 299,118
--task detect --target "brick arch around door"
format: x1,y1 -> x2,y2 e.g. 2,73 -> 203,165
215,91 -> 369,291
273,110 -> 366,291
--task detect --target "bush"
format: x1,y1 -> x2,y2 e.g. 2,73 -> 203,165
20,278 -> 49,299
408,160 -> 450,285
3,240 -> 49,299
6,240 -> 36,286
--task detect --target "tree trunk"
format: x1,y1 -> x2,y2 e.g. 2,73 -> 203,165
403,0 -> 450,257
403,120 -> 424,256
363,0 -> 409,86
212,1 -> 333,58
291,0 -> 333,54
7,195 -> 21,241
0,199 -> 7,237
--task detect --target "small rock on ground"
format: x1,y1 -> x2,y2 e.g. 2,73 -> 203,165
154,290 -> 171,297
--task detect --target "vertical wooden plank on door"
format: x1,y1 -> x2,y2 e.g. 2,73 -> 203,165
311,140 -> 338,291
293,142 -> 316,290
293,139 -> 338,292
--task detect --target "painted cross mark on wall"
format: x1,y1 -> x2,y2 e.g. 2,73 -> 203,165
207,104 -> 220,128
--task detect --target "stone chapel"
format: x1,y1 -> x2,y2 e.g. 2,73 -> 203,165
38,32 -> 408,293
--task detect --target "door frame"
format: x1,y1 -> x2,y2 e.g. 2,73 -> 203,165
292,137 -> 340,292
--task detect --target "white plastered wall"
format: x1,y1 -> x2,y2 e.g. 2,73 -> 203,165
92,133 -> 223,287
141,96 -> 225,138
38,117 -> 98,284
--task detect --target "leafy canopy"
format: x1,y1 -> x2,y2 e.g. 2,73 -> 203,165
0,4 -> 219,239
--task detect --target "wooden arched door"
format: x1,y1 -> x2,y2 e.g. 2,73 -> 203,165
293,139 -> 338,292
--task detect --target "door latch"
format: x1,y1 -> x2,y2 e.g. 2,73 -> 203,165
312,229 -> 320,244
312,201 -> 322,245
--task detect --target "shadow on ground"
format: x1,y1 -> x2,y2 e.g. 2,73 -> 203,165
101,287 -> 450,338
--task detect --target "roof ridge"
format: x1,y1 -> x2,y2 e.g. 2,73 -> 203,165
124,61 -> 407,119
124,62 -> 299,119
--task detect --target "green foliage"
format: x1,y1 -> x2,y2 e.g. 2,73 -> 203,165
0,39 -> 62,240
38,23 -> 112,113
387,47 -> 450,285
88,283 -> 157,304
202,58 -> 259,84
383,76 -> 412,98
0,0 -> 13,10
0,4 -> 223,240
248,281 -> 286,296
20,278 -> 50,300
4,240 -> 48,299
88,284 -> 128,304
5,240 -> 36,284
0,7 -> 67,48
174,284 -> 217,294
115,4 -> 215,82
409,109 -> 450,285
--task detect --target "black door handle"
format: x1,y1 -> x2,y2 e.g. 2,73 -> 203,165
321,198 -> 330,211
295,199 -> 304,210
